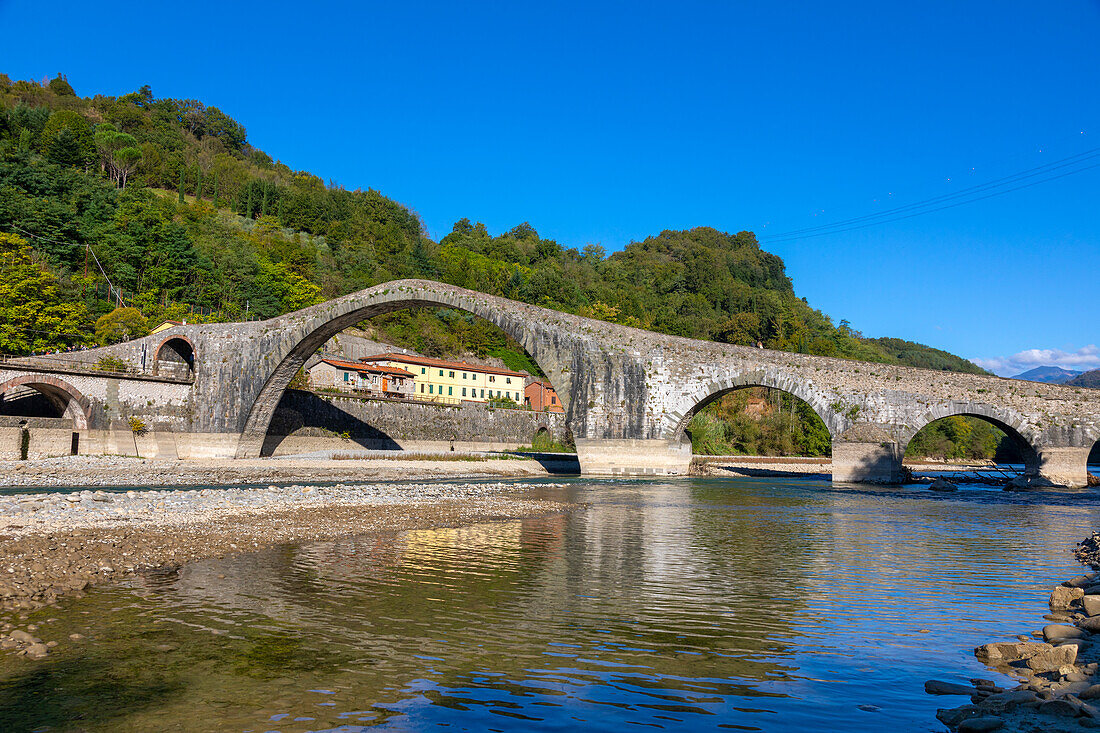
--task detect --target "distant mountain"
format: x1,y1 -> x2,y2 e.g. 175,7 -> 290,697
1067,369 -> 1100,389
1011,366 -> 1084,384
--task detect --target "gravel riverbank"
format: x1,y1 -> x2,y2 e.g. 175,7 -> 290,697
0,454 -> 562,490
930,536 -> 1100,732
0,478 -> 574,659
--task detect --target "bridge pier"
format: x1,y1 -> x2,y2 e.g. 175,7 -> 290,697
831,440 -> 905,484
575,438 -> 692,476
1037,446 -> 1093,488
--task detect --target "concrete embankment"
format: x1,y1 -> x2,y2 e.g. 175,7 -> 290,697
929,534 -> 1100,732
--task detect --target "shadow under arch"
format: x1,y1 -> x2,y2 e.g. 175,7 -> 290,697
154,336 -> 195,378
0,375 -> 91,429
898,403 -> 1042,473
665,370 -> 843,444
235,287 -> 570,459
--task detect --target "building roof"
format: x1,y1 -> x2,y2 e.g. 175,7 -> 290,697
526,379 -> 558,391
317,357 -> 414,378
359,352 -> 528,378
150,320 -> 185,335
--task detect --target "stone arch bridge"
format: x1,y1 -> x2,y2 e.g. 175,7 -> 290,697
2,279 -> 1098,485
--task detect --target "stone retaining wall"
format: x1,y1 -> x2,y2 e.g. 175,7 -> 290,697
0,417 -> 76,460
263,390 -> 570,456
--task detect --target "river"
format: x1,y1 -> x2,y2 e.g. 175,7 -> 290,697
2,476 -> 1099,732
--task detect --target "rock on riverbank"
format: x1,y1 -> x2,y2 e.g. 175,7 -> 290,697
932,539 -> 1100,731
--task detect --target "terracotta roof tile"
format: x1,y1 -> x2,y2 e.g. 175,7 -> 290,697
318,357 -> 414,377
359,352 -> 528,378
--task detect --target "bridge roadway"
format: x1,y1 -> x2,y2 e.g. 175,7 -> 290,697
1,279 -> 1098,486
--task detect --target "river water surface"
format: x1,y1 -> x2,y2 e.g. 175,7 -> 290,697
3,477 -> 1100,732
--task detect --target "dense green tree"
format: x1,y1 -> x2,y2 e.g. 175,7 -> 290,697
40,109 -> 93,167
0,233 -> 90,353
94,306 -> 148,345
47,73 -> 75,97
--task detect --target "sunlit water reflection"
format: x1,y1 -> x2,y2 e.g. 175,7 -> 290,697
2,477 -> 1100,732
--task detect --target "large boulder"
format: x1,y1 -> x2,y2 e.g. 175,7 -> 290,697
929,477 -> 958,492
1050,585 -> 1084,611
1077,533 -> 1100,570
1005,474 -> 1059,490
925,679 -> 975,695
1043,623 -> 1085,641
975,641 -> 1076,672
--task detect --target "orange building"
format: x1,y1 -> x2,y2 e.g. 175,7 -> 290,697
525,380 -> 563,412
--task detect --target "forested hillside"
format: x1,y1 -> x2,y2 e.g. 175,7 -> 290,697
1068,370 -> 1100,389
0,72 -> 989,377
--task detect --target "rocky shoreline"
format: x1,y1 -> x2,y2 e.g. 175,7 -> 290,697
0,479 -> 573,661
930,535 -> 1100,732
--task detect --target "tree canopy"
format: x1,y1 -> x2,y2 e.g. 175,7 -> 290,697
0,71 -> 989,385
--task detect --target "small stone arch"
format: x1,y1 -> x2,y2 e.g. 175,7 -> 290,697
664,369 -> 843,442
1087,433 -> 1100,481
154,336 -> 195,378
0,375 -> 91,430
898,402 -> 1042,472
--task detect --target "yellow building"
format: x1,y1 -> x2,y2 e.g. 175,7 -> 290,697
358,353 -> 527,405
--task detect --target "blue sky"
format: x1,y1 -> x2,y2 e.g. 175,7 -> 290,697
2,1 -> 1097,374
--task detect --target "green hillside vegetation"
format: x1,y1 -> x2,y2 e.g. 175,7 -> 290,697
904,416 -> 1021,463
0,73 -> 998,456
1068,370 -> 1100,389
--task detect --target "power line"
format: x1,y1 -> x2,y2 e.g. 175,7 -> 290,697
6,224 -> 127,307
761,157 -> 1100,244
764,145 -> 1100,239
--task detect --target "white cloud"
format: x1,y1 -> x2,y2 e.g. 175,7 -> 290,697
973,344 -> 1100,376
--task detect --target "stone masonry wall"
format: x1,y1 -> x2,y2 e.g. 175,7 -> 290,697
263,389 -> 570,455
23,279 -> 1100,462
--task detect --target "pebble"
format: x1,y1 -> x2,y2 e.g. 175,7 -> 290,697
23,643 -> 48,659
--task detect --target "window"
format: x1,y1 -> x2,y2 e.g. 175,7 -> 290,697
462,388 -> 467,396
420,384 -> 424,393
421,367 -> 426,374
429,385 -> 434,394
449,370 -> 454,378
489,375 -> 495,383
343,372 -> 349,382
551,395 -> 556,404
506,377 -> 512,384
462,372 -> 467,379
479,389 -> 484,398
439,370 -> 444,377
448,386 -> 453,396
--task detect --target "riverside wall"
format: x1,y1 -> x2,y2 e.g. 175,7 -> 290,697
261,389 -> 570,455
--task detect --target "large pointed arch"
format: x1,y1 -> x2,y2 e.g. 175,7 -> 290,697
234,284 -> 573,458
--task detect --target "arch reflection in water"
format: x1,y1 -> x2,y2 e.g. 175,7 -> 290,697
6,479 -> 1100,733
